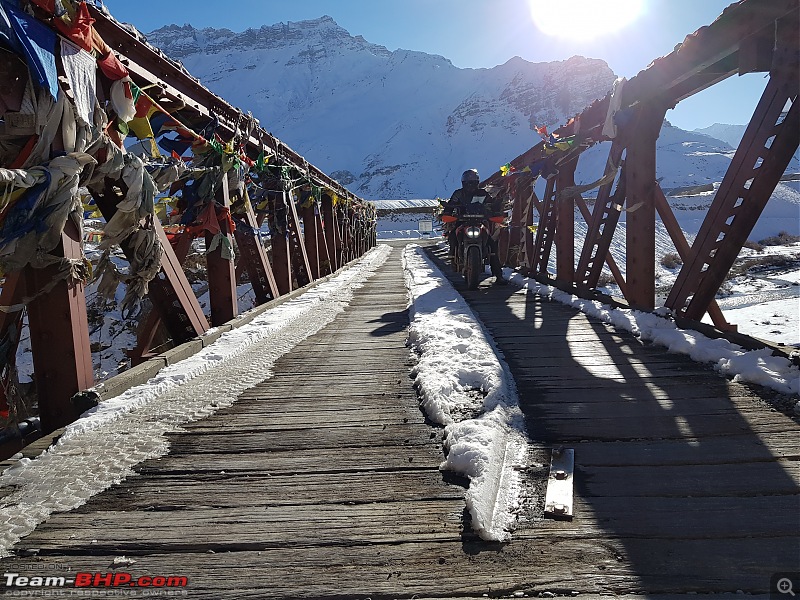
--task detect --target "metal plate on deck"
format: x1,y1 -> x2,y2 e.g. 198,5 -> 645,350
544,447 -> 574,520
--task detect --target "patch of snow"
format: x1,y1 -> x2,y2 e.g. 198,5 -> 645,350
507,272 -> 800,396
402,244 -> 528,542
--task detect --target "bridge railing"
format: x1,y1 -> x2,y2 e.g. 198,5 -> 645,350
484,0 -> 798,346
0,0 -> 375,454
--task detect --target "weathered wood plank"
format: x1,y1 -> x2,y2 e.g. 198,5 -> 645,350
80,470 -> 465,510
184,408 -> 426,430
168,423 -> 441,454
524,409 -> 797,441
577,461 -> 800,496
555,494 -> 800,539
571,432 -> 800,466
137,445 -> 444,474
25,500 -> 468,553
3,538 -> 792,597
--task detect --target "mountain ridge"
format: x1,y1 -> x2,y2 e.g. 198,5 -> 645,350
143,16 -> 797,200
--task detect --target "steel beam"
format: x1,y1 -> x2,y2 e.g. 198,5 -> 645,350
206,176 -> 237,326
25,221 -> 93,432
233,202 -> 279,304
286,192 -> 313,286
555,158 -> 578,284
0,273 -> 25,418
300,204 -> 321,280
653,185 -> 734,331
624,103 -> 667,310
531,177 -> 557,275
667,53 -> 799,320
321,195 -> 339,272
575,197 -> 628,298
270,194 -> 293,295
91,182 -> 208,350
314,209 -> 333,277
575,141 -> 627,292
130,230 -> 194,364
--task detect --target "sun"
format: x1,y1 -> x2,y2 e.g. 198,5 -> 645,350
528,0 -> 644,41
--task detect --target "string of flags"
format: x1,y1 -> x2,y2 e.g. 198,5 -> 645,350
500,126 -> 582,177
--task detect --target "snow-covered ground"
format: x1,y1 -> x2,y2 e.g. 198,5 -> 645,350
403,245 -> 528,541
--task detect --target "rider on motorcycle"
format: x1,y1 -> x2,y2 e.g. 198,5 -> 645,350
443,168 -> 508,285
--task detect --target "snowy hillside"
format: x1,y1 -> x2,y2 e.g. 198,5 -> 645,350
146,18 -> 617,199
693,123 -> 746,148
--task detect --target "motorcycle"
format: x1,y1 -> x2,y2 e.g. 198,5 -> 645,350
442,208 -> 504,290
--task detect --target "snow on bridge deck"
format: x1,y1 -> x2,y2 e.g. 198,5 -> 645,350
0,241 -> 797,598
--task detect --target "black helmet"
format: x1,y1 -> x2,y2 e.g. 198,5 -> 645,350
461,169 -> 480,186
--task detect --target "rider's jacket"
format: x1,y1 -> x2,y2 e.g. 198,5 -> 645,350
443,186 -> 503,219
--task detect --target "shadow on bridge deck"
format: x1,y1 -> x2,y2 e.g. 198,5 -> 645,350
0,240 -> 796,599
425,242 -> 800,595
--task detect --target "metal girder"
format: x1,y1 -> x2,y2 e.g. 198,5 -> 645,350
624,102 -> 667,310
664,53 -> 740,106
129,230 -> 194,364
574,197 -> 628,298
653,185 -> 734,332
321,195 -> 340,272
300,204 -> 321,280
25,221 -> 93,432
270,195 -> 293,296
621,1 -> 798,109
206,176 -> 237,326
555,158 -> 578,284
575,141 -> 627,292
86,5 -> 363,206
205,228 -> 237,326
666,58 -> 799,320
286,192 -> 313,287
531,177 -> 557,276
233,203 -> 279,304
0,273 -> 25,417
314,209 -> 333,277
91,182 -> 208,346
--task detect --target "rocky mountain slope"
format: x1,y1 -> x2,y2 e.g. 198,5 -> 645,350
146,18 -> 617,198
144,17 -> 797,199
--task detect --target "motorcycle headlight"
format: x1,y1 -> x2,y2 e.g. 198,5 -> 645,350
465,227 -> 481,239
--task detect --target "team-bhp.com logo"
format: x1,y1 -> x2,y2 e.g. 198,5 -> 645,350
4,571 -> 188,590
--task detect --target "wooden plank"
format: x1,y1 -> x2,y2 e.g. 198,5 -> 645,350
184,408 -> 426,431
571,432 -> 800,466
577,462 -> 800,497
515,385 -> 761,406
136,445 -> 443,474
523,412 -> 797,442
81,470 -> 465,510
26,500 -> 468,553
528,397 -> 746,420
168,423 -> 442,454
528,495 -> 800,539
3,538 -> 793,597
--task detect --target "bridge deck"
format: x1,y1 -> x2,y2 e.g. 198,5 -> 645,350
1,242 -> 797,599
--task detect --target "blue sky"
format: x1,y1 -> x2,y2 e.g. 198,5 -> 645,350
101,0 -> 767,131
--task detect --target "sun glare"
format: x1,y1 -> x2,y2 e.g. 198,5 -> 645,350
528,0 -> 644,40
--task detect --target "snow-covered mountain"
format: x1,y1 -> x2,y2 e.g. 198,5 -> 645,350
693,123 -> 746,148
144,17 -> 798,200
145,18 -> 617,199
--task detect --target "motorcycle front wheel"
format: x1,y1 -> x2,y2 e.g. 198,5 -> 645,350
465,245 -> 482,290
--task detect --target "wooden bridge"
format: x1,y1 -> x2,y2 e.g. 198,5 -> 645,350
1,240 -> 797,599
0,0 -> 798,597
